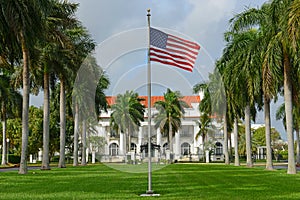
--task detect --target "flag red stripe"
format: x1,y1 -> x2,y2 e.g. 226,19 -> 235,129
165,47 -> 197,60
150,58 -> 193,72
167,42 -> 198,56
169,34 -> 200,48
149,47 -> 195,64
150,51 -> 194,68
168,37 -> 200,50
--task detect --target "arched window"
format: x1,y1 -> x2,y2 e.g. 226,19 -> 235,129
162,143 -> 169,155
163,143 -> 169,149
109,143 -> 119,156
131,143 -> 137,151
181,142 -> 191,156
215,142 -> 223,155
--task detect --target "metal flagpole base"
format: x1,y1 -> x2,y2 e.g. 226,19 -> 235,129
140,191 -> 160,197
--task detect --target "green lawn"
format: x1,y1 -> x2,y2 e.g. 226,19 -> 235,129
0,163 -> 300,199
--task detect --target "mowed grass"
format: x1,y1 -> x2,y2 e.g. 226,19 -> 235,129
1,163 -> 300,200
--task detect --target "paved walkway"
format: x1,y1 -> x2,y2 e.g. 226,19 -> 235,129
0,166 -> 40,172
1,163 -> 300,172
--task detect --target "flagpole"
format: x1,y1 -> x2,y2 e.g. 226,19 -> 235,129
141,9 -> 159,197
146,8 -> 153,195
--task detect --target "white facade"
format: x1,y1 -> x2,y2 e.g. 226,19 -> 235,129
95,96 -> 225,163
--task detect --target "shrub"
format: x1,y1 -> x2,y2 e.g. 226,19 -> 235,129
279,150 -> 288,160
8,155 -> 21,164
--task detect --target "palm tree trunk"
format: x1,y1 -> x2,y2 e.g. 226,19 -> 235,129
81,120 -> 87,165
127,127 -> 131,153
41,71 -> 50,170
223,115 -> 229,165
58,78 -> 66,168
119,130 -> 124,155
202,134 -> 206,161
234,118 -> 240,166
19,33 -> 29,174
296,128 -> 300,165
73,102 -> 79,166
229,132 -> 233,161
245,103 -> 253,167
169,118 -> 173,153
123,131 -> 127,155
264,97 -> 273,170
283,52 -> 296,174
1,104 -> 7,165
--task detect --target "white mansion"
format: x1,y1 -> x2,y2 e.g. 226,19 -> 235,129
95,95 -> 225,163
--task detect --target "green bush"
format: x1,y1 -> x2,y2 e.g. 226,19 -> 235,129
279,150 -> 288,160
51,155 -> 60,162
8,155 -> 21,164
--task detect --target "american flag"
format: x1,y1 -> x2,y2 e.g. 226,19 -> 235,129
149,27 -> 200,72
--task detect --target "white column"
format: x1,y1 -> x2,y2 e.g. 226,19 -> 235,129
38,149 -> 42,161
193,125 -> 200,155
29,154 -> 33,163
205,150 -> 210,163
120,132 -> 125,155
92,151 -> 96,164
103,126 -> 109,157
156,129 -> 161,159
156,129 -> 161,147
137,127 -> 143,153
175,130 -> 181,159
86,148 -> 89,163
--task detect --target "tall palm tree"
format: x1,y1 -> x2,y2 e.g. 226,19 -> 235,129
194,112 -> 216,161
71,52 -> 108,166
111,91 -> 144,153
287,0 -> 300,52
0,73 -> 22,165
193,81 -> 215,160
39,0 -> 80,170
58,5 -> 96,166
0,0 -> 51,174
154,88 -> 188,154
194,69 -> 231,164
230,0 -> 297,173
221,29 -> 263,167
287,0 -> 300,166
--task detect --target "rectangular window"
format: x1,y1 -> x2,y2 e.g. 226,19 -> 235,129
181,125 -> 193,137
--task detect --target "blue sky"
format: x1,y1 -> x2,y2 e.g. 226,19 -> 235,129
71,0 -> 267,96
31,0 -> 287,139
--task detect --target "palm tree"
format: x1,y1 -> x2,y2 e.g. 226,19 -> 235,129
81,71 -> 109,164
233,118 -> 240,166
0,0 -> 51,174
276,103 -> 300,164
287,0 -> 300,166
194,69 -> 231,164
193,82 -> 215,159
154,88 -> 188,154
194,112 -> 215,161
73,101 -> 80,166
220,29 -> 263,167
287,0 -> 300,52
81,120 -> 87,165
230,0 -> 297,174
111,91 -> 144,153
56,5 -> 96,166
0,73 -> 22,165
71,53 -> 108,166
39,0 -> 80,169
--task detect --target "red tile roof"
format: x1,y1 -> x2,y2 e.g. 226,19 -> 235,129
106,95 -> 200,108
